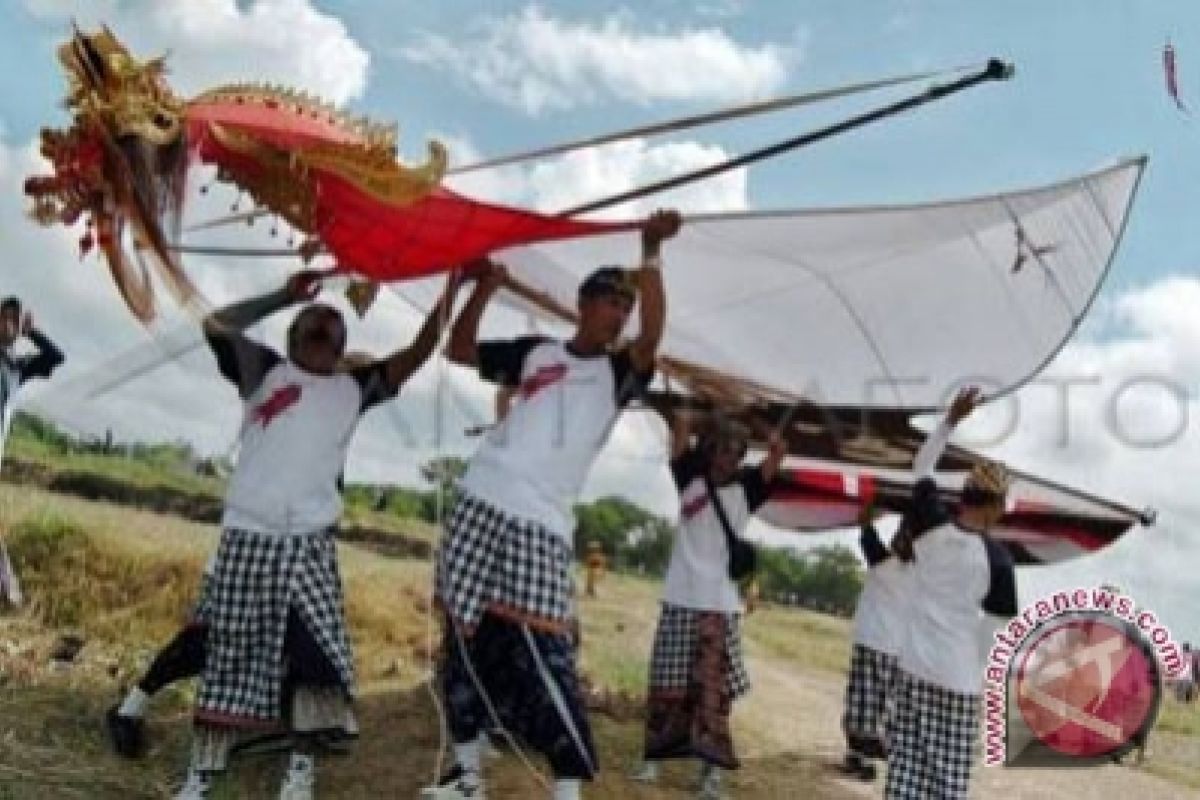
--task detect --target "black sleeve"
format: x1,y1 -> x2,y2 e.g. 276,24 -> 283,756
351,361 -> 397,413
18,330 -> 65,384
906,476 -> 951,541
477,336 -> 547,387
739,466 -> 771,513
609,347 -> 654,407
981,536 -> 1018,617
859,524 -> 891,567
669,446 -> 706,491
205,328 -> 281,399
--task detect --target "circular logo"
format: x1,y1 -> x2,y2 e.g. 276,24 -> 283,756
1014,613 -> 1160,759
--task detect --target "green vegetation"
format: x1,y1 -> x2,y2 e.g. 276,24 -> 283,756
5,413 -> 866,616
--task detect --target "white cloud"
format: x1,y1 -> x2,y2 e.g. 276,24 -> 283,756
400,6 -> 794,114
443,134 -> 749,218
22,0 -> 369,105
935,279 -> 1200,644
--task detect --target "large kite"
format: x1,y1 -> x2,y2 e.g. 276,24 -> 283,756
24,28 -> 1153,564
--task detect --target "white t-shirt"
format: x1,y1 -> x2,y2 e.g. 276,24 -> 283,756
208,329 -> 393,535
898,523 -> 992,694
852,553 -> 911,656
661,449 -> 770,614
460,337 -> 651,542
893,416 -> 1017,693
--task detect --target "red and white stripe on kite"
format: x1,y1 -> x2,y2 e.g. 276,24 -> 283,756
757,463 -> 1141,565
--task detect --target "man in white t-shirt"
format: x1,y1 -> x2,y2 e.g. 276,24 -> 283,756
0,296 -> 64,608
885,388 -> 1018,800
633,410 -> 784,800
427,210 -> 681,800
840,507 -> 910,781
173,270 -> 458,800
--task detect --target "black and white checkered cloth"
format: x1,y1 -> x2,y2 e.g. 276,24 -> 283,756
195,528 -> 354,727
648,603 -> 750,700
843,643 -> 899,756
436,491 -> 575,630
885,670 -> 980,800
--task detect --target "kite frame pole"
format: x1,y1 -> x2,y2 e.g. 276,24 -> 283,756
448,64 -> 980,175
558,59 -> 1014,218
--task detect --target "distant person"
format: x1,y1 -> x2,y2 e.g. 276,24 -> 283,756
885,388 -> 1018,800
584,540 -> 607,598
632,409 -> 784,800
0,297 -> 65,608
169,270 -> 457,800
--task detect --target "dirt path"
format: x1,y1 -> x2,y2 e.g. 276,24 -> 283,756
735,652 -> 1195,799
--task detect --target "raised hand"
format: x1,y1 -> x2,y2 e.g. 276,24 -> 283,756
948,386 -> 984,427
641,209 -> 682,253
285,269 -> 330,303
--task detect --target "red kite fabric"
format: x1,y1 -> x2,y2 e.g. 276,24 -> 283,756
314,187 -> 633,280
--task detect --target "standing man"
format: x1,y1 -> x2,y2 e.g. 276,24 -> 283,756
427,210 -> 682,800
0,297 -> 65,608
174,270 -> 458,800
885,388 -> 1018,800
632,411 -> 785,800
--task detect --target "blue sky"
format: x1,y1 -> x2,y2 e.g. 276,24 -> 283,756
1,1 -> 1198,643
5,0 -> 1200,299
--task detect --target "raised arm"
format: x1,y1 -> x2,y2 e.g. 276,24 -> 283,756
912,386 -> 982,478
203,270 -> 321,397
907,386 -> 983,534
758,431 -> 787,483
626,210 -> 681,374
17,313 -> 64,383
858,509 -> 891,567
377,274 -> 461,394
446,261 -> 507,369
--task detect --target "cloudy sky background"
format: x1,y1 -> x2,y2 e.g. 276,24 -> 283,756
1,1 -> 1198,644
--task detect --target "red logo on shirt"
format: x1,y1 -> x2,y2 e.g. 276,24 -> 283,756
519,363 -> 568,400
252,384 -> 302,428
681,493 -> 709,520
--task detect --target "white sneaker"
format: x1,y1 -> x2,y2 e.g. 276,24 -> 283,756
630,761 -> 660,783
420,765 -> 486,799
279,755 -> 315,800
173,769 -> 213,800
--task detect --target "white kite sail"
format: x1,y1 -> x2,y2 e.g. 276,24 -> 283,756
492,156 -> 1146,411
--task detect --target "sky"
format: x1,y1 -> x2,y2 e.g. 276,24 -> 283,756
0,0 -> 1197,644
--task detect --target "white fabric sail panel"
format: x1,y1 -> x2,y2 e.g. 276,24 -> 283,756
495,157 -> 1145,410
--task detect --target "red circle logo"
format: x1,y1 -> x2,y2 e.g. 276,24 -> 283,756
1015,615 -> 1159,758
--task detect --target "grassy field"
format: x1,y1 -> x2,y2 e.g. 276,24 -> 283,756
1,482 -> 1197,798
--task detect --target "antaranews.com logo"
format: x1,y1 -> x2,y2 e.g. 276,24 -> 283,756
982,586 -> 1188,767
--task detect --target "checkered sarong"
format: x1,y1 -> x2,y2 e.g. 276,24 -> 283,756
885,671 -> 980,800
648,603 -> 749,700
843,643 -> 899,757
436,491 -> 574,632
195,528 -> 354,729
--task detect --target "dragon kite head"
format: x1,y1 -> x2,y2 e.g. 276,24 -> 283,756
58,25 -> 185,147
24,26 -> 447,324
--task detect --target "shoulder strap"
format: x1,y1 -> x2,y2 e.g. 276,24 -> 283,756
704,475 -> 741,549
